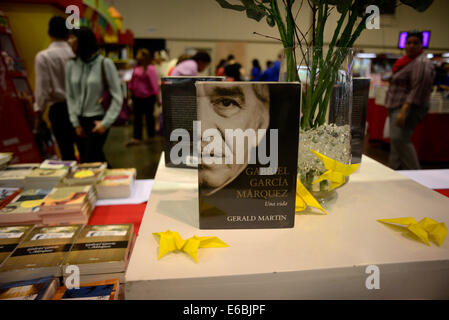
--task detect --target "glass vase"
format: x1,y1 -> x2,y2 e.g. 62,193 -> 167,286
282,46 -> 354,203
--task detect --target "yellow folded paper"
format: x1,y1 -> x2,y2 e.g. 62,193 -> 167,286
295,179 -> 327,214
153,230 -> 229,262
153,230 -> 185,259
310,149 -> 360,191
377,217 -> 448,247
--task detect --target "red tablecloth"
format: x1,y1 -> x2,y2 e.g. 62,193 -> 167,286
88,203 -> 147,236
366,98 -> 449,162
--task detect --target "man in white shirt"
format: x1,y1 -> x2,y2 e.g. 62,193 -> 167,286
34,16 -> 76,160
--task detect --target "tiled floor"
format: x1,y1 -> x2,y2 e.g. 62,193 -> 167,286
103,125 -> 449,180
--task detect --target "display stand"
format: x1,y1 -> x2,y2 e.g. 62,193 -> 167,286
124,153 -> 449,299
0,11 -> 41,163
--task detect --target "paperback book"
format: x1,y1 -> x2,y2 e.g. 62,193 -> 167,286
161,76 -> 225,168
62,224 -> 134,283
0,189 -> 52,225
24,168 -> 68,190
51,279 -> 119,300
96,169 -> 136,199
0,276 -> 58,300
62,162 -> 107,186
196,82 -> 300,229
0,163 -> 40,188
0,225 -> 83,284
0,225 -> 34,267
0,187 -> 21,209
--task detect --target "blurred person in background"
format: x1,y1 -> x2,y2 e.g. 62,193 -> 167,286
250,59 -> 262,81
385,31 -> 435,170
167,53 -> 191,76
65,27 -> 123,163
127,48 -> 161,146
33,16 -> 76,160
224,54 -> 243,81
171,51 -> 211,76
215,59 -> 226,77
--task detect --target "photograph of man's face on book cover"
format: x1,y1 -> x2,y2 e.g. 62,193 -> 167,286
196,82 -> 300,229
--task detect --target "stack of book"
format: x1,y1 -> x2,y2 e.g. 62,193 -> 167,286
0,225 -> 83,284
0,164 -> 40,188
97,168 -> 136,199
0,225 -> 34,268
51,279 -> 119,300
0,276 -> 59,300
24,168 -> 68,190
61,162 -> 107,187
62,224 -> 135,284
0,153 -> 13,169
38,185 -> 97,225
40,160 -> 77,171
0,187 -> 21,209
0,189 -> 52,226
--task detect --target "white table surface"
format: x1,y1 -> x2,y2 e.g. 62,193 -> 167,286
125,154 -> 449,299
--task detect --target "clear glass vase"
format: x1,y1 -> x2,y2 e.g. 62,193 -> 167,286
281,46 -> 354,203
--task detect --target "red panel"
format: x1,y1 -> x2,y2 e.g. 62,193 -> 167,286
88,203 -> 147,236
434,189 -> 449,198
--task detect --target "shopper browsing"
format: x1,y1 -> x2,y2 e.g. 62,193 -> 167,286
33,16 -> 76,160
65,27 -> 123,163
385,31 -> 435,169
127,49 -> 161,146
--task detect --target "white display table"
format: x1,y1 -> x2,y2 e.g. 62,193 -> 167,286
125,154 -> 449,299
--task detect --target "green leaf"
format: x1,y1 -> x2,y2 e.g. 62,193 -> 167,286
215,0 -> 246,11
400,0 -> 433,12
241,0 -> 268,21
266,14 -> 275,27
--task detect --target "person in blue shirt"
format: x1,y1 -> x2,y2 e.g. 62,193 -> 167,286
250,59 -> 262,81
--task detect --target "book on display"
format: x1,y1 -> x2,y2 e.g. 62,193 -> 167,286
0,189 -> 52,225
96,169 -> 136,199
0,225 -> 34,267
61,162 -> 107,186
0,163 -> 40,188
51,279 -> 119,300
0,276 -> 59,300
0,153 -> 13,169
62,224 -> 134,282
24,168 -> 68,190
195,82 -> 300,229
0,187 -> 21,209
0,224 -> 83,284
40,160 -> 77,171
161,76 -> 225,168
38,185 -> 97,225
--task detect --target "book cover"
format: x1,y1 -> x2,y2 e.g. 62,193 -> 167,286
0,187 -> 21,209
0,225 -> 34,266
161,76 -> 225,168
196,82 -> 300,229
98,169 -> 135,187
51,279 -> 119,300
0,225 -> 83,276
0,276 -> 58,300
40,160 -> 76,171
40,186 -> 92,209
0,189 -> 51,218
62,224 -> 133,273
26,168 -> 68,179
0,164 -> 40,187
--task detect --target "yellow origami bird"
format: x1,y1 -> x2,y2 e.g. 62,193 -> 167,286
377,217 -> 448,247
310,149 -> 360,191
153,230 -> 229,262
295,179 -> 327,215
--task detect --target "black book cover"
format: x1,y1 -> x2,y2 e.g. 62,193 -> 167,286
196,82 -> 300,229
161,76 -> 225,169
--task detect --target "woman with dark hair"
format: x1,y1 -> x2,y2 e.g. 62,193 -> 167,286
171,51 -> 211,76
126,48 -> 161,146
65,27 -> 123,163
385,31 -> 435,169
250,59 -> 262,81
